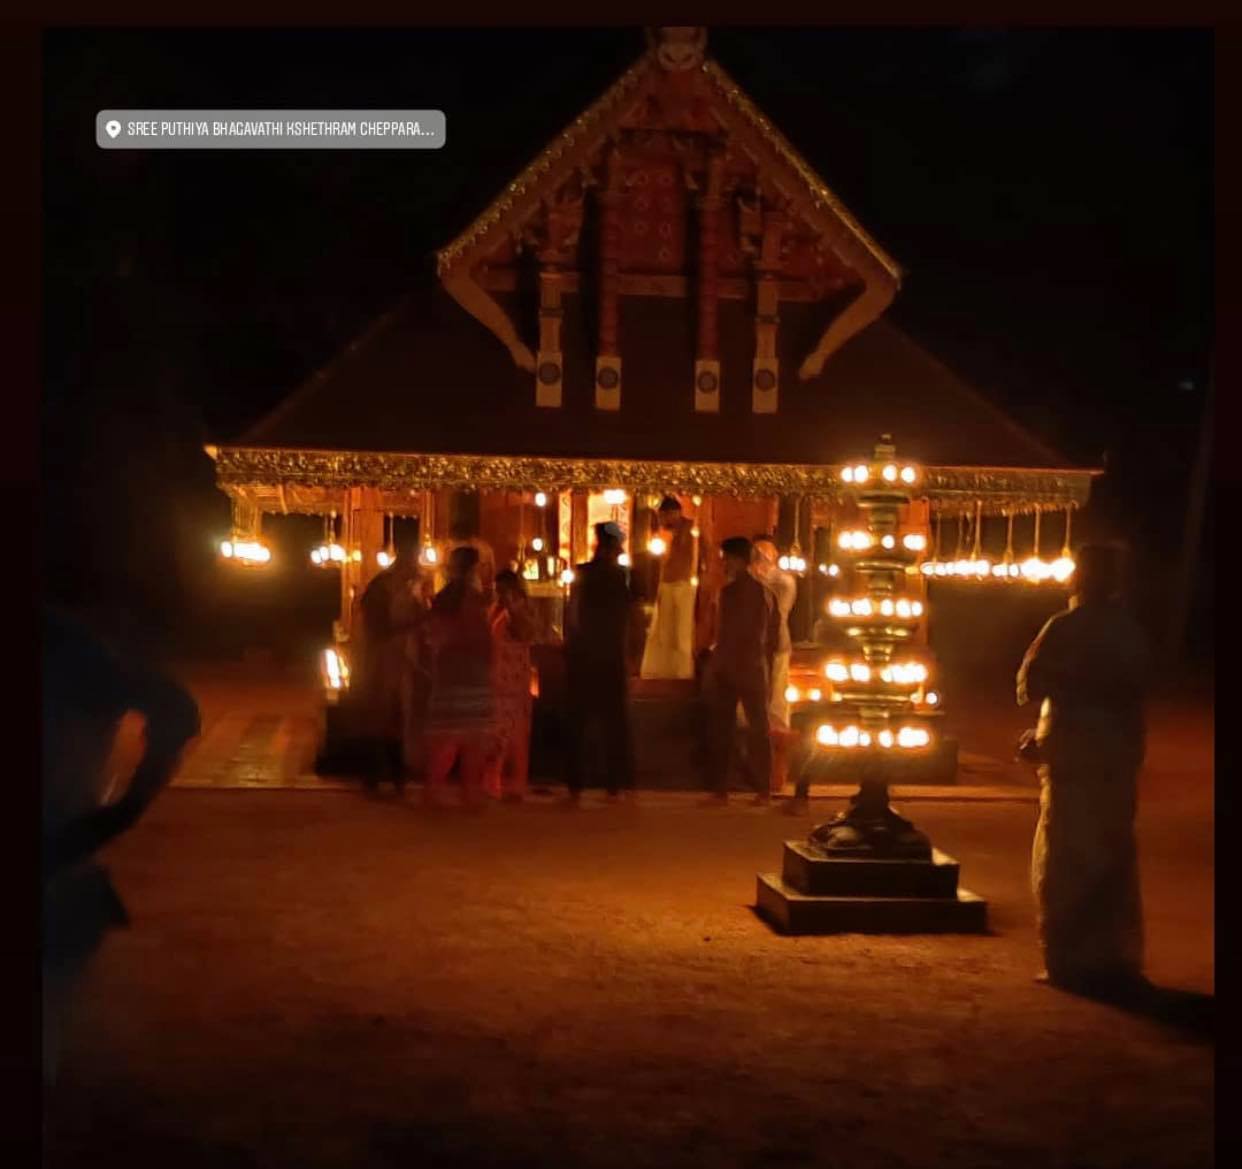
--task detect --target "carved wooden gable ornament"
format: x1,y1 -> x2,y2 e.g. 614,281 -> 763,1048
435,27 -> 902,414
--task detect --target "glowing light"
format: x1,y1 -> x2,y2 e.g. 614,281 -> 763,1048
816,724 -> 838,746
690,575 -> 699,587
690,527 -> 701,538
853,465 -> 869,483
850,598 -> 873,617
692,495 -> 703,507
618,552 -> 631,567
921,562 -> 934,575
859,731 -> 872,747
881,534 -> 896,550
898,726 -> 932,749
825,662 -> 849,683
603,488 -> 627,506
829,563 -> 840,577
648,536 -> 667,556
226,540 -> 271,566
903,533 -> 927,552
911,601 -> 924,617
534,491 -> 548,508
560,568 -> 575,586
785,685 -> 801,703
839,530 -> 872,552
849,663 -> 871,683
882,464 -> 898,482
925,690 -> 940,706
310,548 -> 323,565
321,648 -> 349,691
934,563 -> 948,577
829,599 -> 851,617
883,662 -> 928,686
778,556 -> 791,571
377,550 -> 394,569
839,726 -> 861,748
841,466 -> 855,483
809,688 -> 823,702
531,537 -> 545,553
880,599 -> 895,617
421,544 -> 439,566
879,730 -> 895,748
1051,556 -> 1076,583
351,549 -> 363,563
900,466 -> 918,484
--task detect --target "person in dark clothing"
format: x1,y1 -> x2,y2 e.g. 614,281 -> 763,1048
42,607 -> 200,1088
701,537 -> 780,805
354,542 -> 422,788
563,522 -> 637,805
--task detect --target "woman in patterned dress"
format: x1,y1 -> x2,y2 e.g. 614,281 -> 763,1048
422,546 -> 496,809
483,570 -> 536,801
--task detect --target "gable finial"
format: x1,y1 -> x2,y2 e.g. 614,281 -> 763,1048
646,26 -> 708,71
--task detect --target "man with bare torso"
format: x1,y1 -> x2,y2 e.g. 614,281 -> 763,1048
640,496 -> 697,680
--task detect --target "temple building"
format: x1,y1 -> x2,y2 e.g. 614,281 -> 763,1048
209,27 -> 1096,733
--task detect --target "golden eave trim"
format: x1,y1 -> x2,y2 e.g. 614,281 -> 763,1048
435,51 -> 902,289
213,446 -> 1095,512
435,58 -> 652,278
700,60 -> 901,285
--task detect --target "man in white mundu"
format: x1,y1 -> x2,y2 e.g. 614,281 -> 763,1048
640,497 -> 697,680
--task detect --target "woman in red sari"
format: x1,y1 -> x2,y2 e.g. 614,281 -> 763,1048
483,570 -> 536,801
422,547 -> 495,809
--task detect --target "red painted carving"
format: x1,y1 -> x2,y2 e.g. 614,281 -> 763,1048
599,149 -> 623,356
697,147 -> 725,361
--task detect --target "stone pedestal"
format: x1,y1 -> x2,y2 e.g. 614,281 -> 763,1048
756,840 -> 988,935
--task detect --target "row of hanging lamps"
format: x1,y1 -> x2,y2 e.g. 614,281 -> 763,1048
919,503 -> 1077,584
310,511 -> 347,567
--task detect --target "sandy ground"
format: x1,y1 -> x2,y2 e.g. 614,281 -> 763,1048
45,724 -> 1213,1169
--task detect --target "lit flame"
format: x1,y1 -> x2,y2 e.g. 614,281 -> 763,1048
648,537 -> 667,556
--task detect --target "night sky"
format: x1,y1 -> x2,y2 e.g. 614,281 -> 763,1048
41,27 -> 1212,657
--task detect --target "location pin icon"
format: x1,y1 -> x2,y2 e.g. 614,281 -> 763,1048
105,119 -> 121,139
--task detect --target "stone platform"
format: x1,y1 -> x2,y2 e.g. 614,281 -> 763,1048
756,839 -> 988,935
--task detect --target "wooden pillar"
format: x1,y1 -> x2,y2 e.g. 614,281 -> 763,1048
595,148 -> 623,411
229,494 -> 261,539
752,207 -> 786,413
353,486 -> 386,593
570,489 -> 589,565
694,146 -> 725,413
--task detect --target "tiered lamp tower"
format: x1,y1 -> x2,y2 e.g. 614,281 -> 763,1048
756,436 -> 988,934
